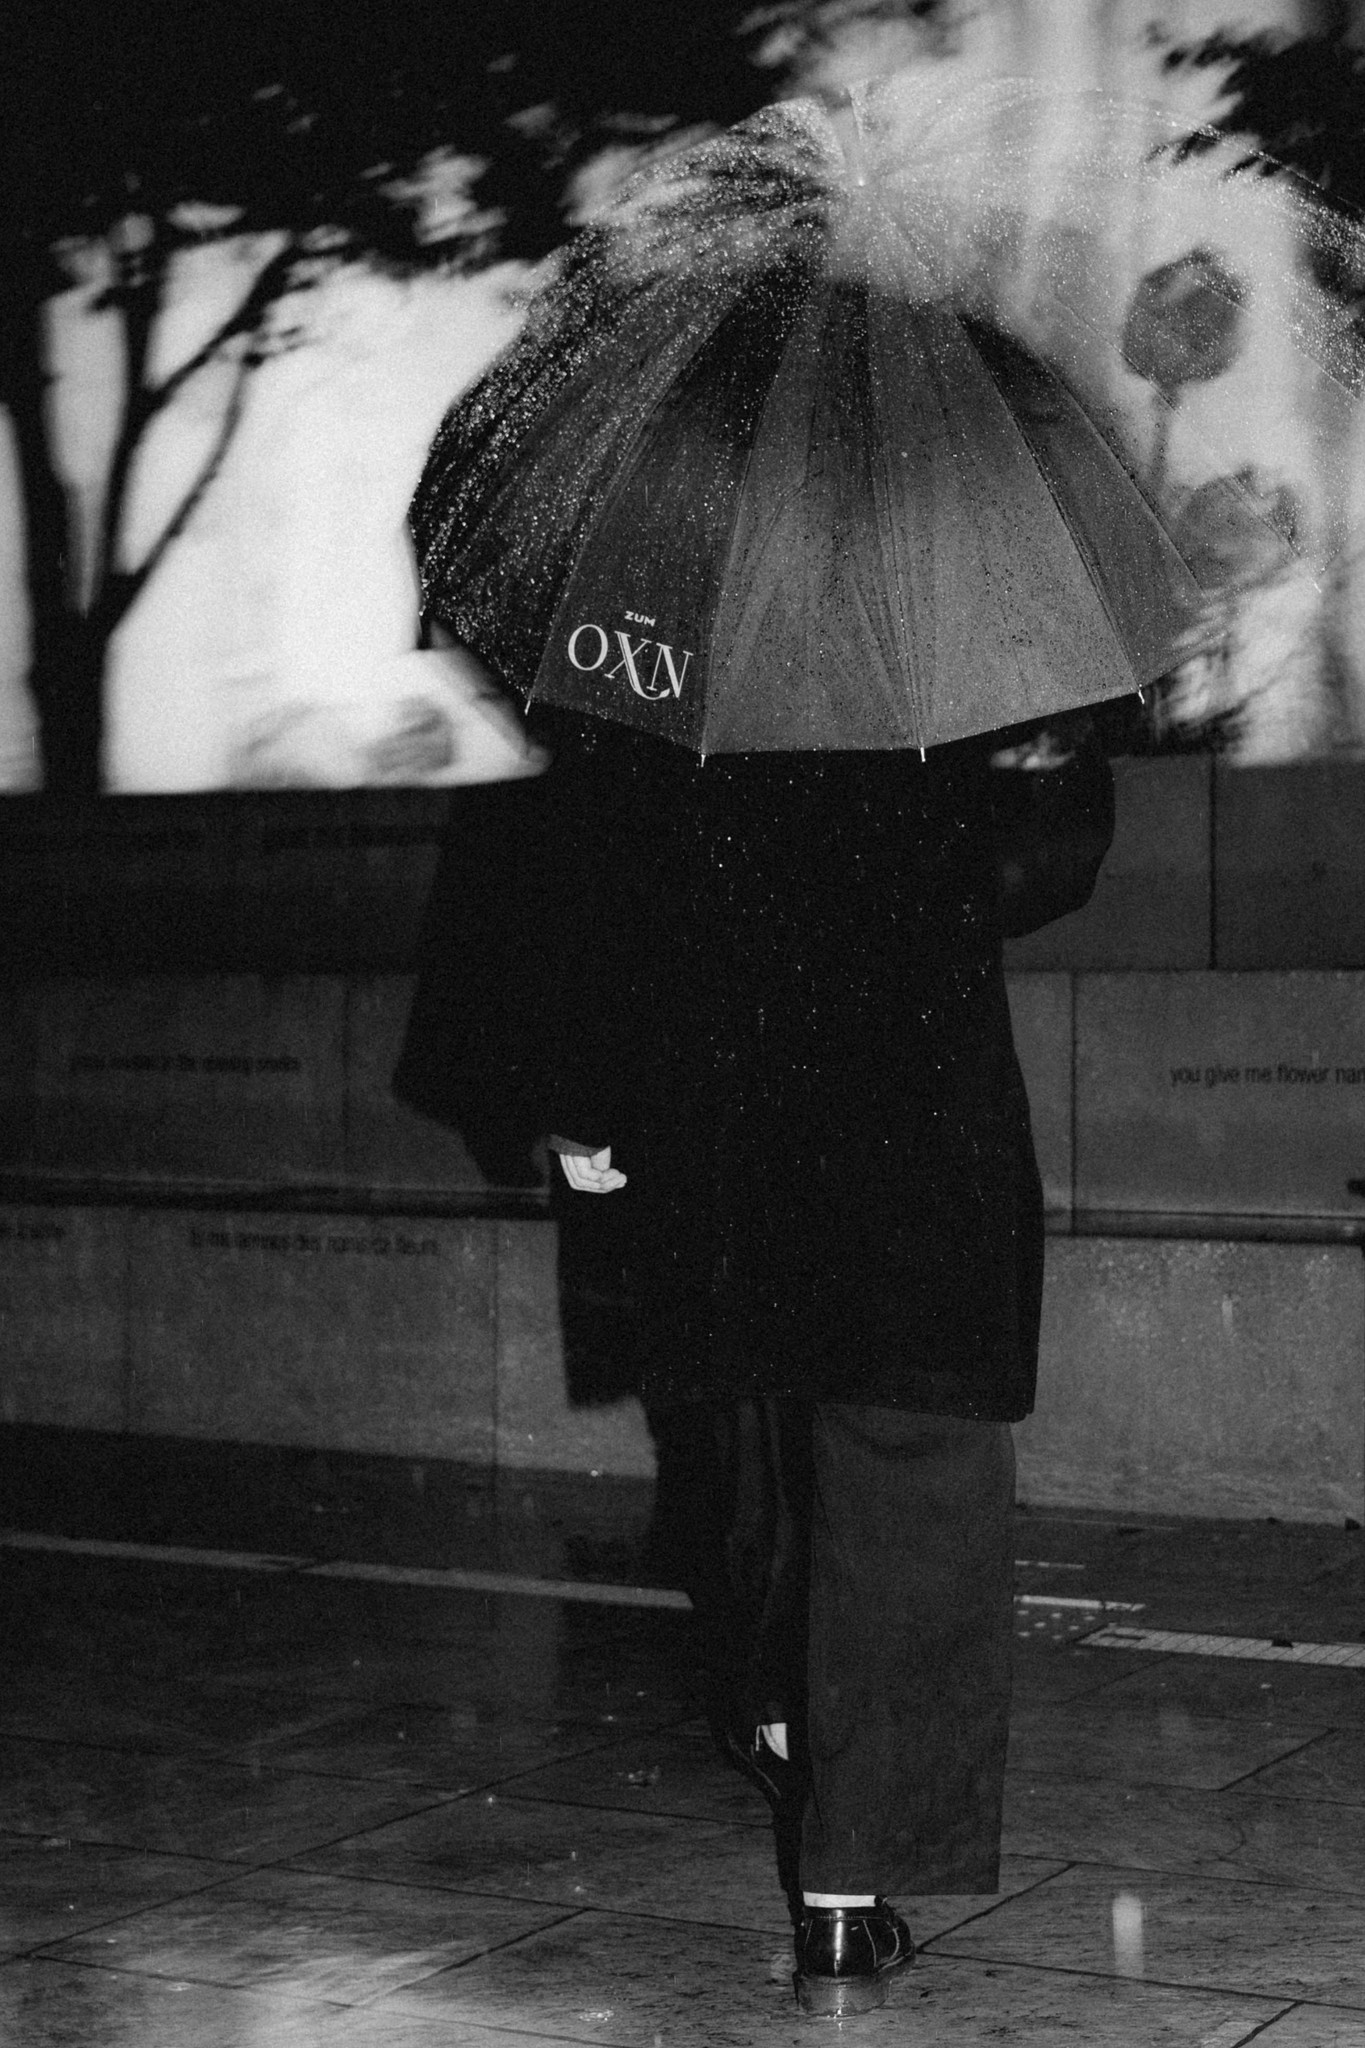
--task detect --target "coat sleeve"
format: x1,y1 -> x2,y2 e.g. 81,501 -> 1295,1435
392,729 -> 642,1184
989,719 -> 1116,939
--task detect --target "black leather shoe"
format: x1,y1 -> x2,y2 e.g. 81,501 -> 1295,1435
794,1899 -> 914,2017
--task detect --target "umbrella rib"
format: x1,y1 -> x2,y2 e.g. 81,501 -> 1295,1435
864,323 -> 927,750
818,280 -> 921,748
696,268 -> 832,751
967,353 -> 1154,690
706,274 -> 831,748
1030,441 -> 1164,688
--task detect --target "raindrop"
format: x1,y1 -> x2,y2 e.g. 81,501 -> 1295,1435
1111,1891 -> 1144,1977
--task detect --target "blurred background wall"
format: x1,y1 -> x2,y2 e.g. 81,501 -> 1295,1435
4,0 -> 1365,788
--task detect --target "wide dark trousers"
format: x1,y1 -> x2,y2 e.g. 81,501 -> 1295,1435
691,1401 -> 1016,1897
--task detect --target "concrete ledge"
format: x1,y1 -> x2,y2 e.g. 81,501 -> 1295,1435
0,791 -> 449,973
1017,1236 -> 1365,1524
1004,757 -> 1211,972
1006,974 -> 1072,1218
0,972 -> 520,1203
0,976 -> 346,1188
1215,764 -> 1365,970
0,1208 -> 127,1431
125,1211 -> 498,1462
4,1206 -> 1360,1519
1075,971 -> 1365,1221
10,763 -> 1365,979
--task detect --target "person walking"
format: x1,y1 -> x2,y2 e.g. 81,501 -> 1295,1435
395,699 -> 1114,2016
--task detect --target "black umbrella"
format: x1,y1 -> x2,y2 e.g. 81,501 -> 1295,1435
412,85 -> 1337,754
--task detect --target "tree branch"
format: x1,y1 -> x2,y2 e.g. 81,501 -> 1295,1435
92,236 -> 299,619
150,238 -> 300,411
90,238 -> 164,600
111,340 -> 256,624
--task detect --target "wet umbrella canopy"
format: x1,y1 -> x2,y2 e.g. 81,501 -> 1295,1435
413,79 -> 1353,754
550,290 -> 1213,751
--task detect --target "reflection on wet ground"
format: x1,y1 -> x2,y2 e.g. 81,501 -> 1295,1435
1,1441 -> 1362,2045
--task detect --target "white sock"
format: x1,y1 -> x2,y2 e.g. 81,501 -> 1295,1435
804,1892 -> 877,1908
758,1721 -> 789,1761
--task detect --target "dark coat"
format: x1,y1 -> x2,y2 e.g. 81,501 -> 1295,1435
395,711 -> 1114,1421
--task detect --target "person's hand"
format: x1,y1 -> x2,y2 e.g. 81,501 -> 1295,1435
552,1142 -> 627,1193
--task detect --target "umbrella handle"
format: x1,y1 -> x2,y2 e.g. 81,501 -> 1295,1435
820,85 -> 869,189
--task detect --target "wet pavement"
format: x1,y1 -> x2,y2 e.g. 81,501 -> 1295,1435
1,1436 -> 1363,2045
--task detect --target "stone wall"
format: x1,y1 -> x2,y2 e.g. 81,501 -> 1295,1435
2,759 -> 1363,1521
